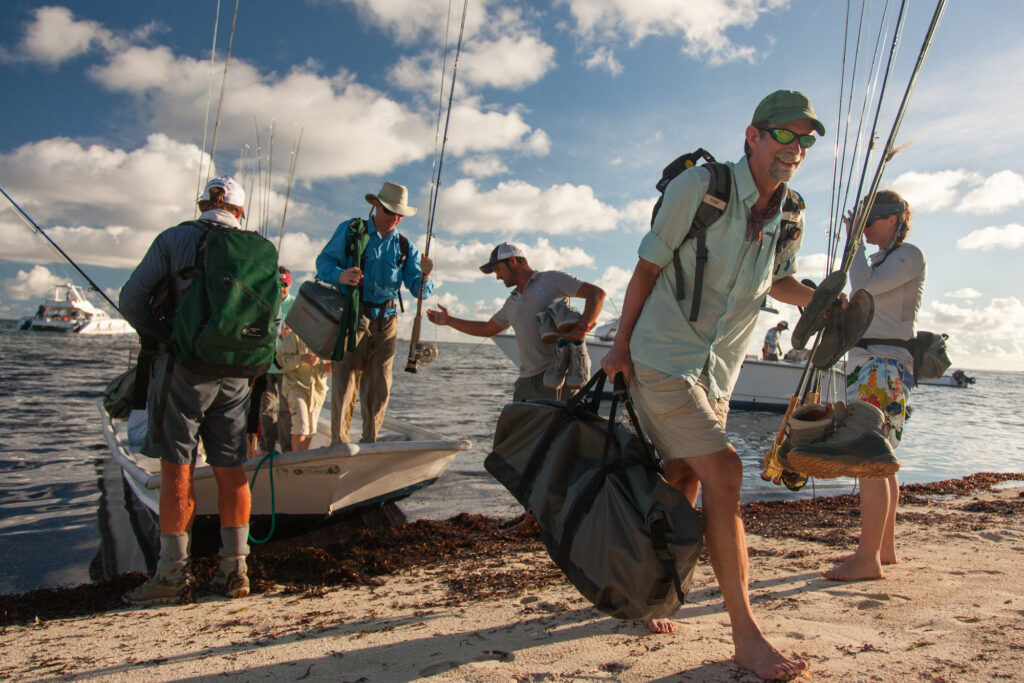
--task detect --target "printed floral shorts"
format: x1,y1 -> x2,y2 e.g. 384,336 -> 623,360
846,357 -> 914,448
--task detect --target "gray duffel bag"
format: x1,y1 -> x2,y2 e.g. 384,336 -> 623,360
284,279 -> 346,359
485,371 -> 703,620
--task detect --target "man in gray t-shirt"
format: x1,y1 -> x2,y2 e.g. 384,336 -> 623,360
427,242 -> 606,401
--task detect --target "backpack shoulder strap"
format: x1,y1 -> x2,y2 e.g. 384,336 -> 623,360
671,161 -> 731,322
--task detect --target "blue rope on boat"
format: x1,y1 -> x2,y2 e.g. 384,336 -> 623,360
248,449 -> 279,544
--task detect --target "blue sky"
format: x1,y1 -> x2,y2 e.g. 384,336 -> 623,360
1,1 -> 1021,371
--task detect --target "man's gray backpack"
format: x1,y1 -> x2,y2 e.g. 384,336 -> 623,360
485,371 -> 704,620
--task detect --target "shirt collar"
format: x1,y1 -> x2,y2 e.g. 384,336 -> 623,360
733,155 -> 761,205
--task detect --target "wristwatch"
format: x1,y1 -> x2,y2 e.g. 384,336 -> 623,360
576,319 -> 593,332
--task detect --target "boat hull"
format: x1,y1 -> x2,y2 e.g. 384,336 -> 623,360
98,400 -> 470,520
491,333 -> 842,412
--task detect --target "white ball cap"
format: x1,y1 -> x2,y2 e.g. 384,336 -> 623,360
200,175 -> 245,207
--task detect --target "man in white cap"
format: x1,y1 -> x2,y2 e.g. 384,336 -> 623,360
426,242 -> 605,402
119,175 -> 273,606
601,90 -> 824,678
316,181 -> 433,443
762,320 -> 789,361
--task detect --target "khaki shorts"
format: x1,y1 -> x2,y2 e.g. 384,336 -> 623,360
629,362 -> 731,461
287,390 -> 318,437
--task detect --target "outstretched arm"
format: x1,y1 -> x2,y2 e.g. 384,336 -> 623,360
768,275 -> 814,308
426,304 -> 506,338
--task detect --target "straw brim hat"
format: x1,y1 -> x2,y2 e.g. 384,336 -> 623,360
365,181 -> 417,217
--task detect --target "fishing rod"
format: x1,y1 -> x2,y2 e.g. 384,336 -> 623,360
405,0 -> 470,374
0,185 -> 123,315
195,0 -> 222,219
761,0 -> 948,488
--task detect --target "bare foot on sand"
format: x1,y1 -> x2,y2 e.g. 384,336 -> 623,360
834,552 -> 899,565
643,618 -> 676,634
734,634 -> 808,680
822,555 -> 884,581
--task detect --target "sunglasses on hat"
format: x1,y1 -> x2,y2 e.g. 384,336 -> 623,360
758,126 -> 817,149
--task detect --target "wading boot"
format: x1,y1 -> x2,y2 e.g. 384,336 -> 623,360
548,299 -> 582,333
544,340 -> 570,390
124,532 -> 191,606
564,341 -> 591,390
212,526 -> 251,599
787,400 -> 898,479
536,310 -> 562,344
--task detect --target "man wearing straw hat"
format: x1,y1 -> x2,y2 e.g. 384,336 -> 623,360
316,181 -> 433,444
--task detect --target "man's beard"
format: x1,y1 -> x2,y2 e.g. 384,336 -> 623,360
768,155 -> 801,183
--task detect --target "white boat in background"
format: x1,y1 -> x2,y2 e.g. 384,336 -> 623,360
920,369 -> 976,388
492,320 -> 843,412
98,400 -> 470,521
17,283 -> 134,335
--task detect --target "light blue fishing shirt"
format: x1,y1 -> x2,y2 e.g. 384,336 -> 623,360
315,219 -> 433,319
630,156 -> 803,399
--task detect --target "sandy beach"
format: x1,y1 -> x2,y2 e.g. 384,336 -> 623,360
2,473 -> 1023,682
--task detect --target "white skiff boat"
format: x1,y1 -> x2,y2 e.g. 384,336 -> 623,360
98,400 -> 470,521
492,321 -> 843,412
18,283 -> 134,334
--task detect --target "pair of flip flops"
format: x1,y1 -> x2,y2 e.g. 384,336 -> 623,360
791,271 -> 874,369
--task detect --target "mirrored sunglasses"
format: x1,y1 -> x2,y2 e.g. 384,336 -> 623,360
759,126 -> 817,149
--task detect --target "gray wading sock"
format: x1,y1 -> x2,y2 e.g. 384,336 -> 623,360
218,525 -> 251,575
155,532 -> 190,579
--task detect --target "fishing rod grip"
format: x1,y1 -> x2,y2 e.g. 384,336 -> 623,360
404,314 -> 423,373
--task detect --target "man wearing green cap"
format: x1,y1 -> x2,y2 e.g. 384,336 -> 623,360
602,90 -> 823,679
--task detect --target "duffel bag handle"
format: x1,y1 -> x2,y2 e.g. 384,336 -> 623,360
602,371 -> 662,472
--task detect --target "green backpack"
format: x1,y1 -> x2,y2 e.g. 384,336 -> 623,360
169,221 -> 281,377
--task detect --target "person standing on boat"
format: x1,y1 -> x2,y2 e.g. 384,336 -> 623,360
762,320 -> 788,361
823,189 -> 925,582
316,181 -> 433,444
425,243 -> 606,401
118,176 -> 258,606
601,90 -> 823,679
255,267 -> 296,455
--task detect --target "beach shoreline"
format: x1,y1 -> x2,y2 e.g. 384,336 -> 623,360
2,472 -> 1023,681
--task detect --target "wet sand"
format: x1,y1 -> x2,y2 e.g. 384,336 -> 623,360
2,473 -> 1023,681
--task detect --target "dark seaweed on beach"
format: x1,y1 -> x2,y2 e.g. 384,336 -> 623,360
2,473 -> 1021,627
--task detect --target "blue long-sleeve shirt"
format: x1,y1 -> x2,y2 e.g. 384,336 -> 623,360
315,219 -> 433,318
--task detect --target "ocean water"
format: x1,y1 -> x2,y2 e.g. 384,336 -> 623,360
1,322 -> 1021,594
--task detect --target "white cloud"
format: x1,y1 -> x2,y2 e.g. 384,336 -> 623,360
434,178 -> 626,235
889,170 -> 978,213
340,0 -> 490,45
460,155 -> 509,178
919,297 -> 1024,372
0,133 -> 206,230
956,170 -> 1024,214
426,235 -> 595,285
794,252 -> 831,284
584,46 -> 623,76
558,0 -> 789,66
90,45 -> 548,180
462,33 -> 556,91
2,265 -> 66,300
13,6 -> 114,65
945,287 -> 981,300
955,223 -> 1024,251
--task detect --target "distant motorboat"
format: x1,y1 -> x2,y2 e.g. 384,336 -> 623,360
920,369 -> 976,388
492,319 -> 843,413
17,283 -> 134,335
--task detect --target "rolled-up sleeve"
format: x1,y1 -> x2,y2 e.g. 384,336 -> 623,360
640,165 -> 709,267
315,221 -> 353,287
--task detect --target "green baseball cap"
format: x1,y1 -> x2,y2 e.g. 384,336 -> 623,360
751,90 -> 826,136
